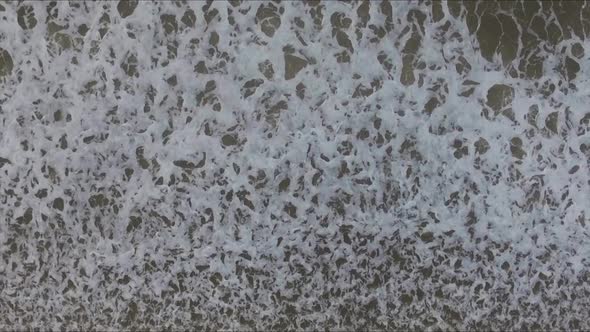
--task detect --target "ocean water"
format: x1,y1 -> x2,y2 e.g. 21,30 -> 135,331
1,0 -> 590,330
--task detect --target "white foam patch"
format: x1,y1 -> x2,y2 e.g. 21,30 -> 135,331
1,1 -> 590,330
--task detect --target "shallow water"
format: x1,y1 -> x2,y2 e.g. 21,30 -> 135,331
1,0 -> 590,330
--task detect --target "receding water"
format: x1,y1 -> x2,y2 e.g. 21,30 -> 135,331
1,1 -> 590,330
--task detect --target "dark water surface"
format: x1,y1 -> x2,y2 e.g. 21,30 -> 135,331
1,1 -> 590,330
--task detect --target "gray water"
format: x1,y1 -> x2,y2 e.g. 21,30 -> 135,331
1,1 -> 590,330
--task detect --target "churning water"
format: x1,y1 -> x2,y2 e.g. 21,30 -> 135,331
1,1 -> 590,330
